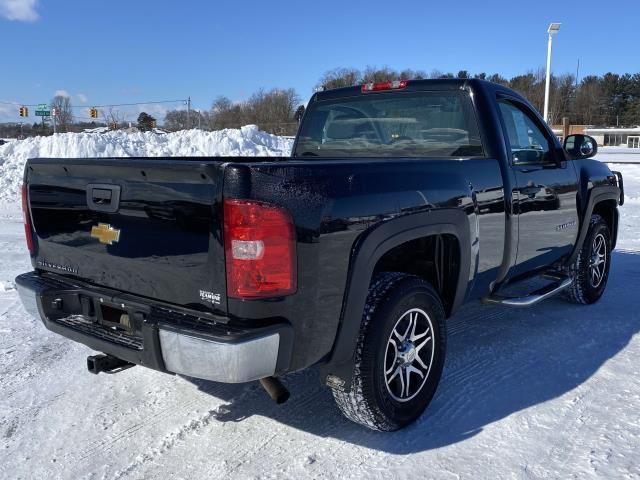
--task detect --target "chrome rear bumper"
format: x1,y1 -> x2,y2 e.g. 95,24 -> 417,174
159,329 -> 280,383
15,271 -> 292,383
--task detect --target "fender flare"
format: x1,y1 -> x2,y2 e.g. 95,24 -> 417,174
321,208 -> 471,387
566,186 -> 620,266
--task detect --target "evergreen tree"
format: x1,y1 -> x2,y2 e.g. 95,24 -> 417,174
294,105 -> 305,124
137,112 -> 156,132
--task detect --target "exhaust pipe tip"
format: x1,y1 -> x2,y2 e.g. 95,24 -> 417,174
259,376 -> 290,404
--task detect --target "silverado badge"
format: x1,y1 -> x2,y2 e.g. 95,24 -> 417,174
90,223 -> 121,245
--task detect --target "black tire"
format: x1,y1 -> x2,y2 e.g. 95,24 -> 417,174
565,214 -> 612,305
331,272 -> 447,431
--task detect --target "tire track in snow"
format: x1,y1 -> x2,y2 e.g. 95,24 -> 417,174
107,381 -> 273,478
70,379 -> 236,462
112,407 -> 223,479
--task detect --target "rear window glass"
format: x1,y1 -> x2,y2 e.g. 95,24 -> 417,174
294,91 -> 483,158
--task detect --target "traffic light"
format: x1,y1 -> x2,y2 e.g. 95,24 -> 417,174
90,107 -> 98,118
151,120 -> 157,129
110,122 -> 117,130
19,106 -> 28,117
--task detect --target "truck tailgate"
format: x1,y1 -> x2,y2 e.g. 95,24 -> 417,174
26,158 -> 227,314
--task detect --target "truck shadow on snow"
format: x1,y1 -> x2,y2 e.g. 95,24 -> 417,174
186,250 -> 640,453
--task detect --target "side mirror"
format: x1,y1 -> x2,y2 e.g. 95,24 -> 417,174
564,134 -> 598,160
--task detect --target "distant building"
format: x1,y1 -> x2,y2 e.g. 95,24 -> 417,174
550,121 -> 640,148
551,123 -> 590,144
583,127 -> 640,148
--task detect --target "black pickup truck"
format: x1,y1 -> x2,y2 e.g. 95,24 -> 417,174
16,79 -> 624,431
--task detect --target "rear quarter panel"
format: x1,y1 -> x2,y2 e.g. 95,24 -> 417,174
223,157 -> 506,371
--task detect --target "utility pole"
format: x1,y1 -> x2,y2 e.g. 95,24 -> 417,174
187,96 -> 191,129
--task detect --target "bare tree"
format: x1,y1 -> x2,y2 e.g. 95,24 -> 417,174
50,95 -> 73,131
243,89 -> 299,134
361,66 -> 397,83
429,70 -> 455,79
506,70 -> 546,114
164,109 -> 206,131
209,97 -> 244,130
574,76 -> 605,125
317,66 -> 428,91
317,67 -> 361,90
206,89 -> 300,135
399,69 -> 427,80
549,73 -> 576,125
102,107 -> 125,129
246,88 -> 299,132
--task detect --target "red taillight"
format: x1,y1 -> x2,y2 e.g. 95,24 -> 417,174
21,184 -> 35,254
361,80 -> 408,93
223,199 -> 296,299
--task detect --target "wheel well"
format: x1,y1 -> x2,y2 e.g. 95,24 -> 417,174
592,199 -> 617,238
372,234 -> 460,316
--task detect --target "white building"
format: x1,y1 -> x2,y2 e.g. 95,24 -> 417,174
583,127 -> 640,148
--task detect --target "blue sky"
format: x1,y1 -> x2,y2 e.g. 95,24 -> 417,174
0,0 -> 637,123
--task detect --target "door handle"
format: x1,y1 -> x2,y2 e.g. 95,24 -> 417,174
87,183 -> 121,213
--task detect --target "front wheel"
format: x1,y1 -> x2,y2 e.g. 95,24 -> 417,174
331,273 -> 447,431
565,214 -> 612,304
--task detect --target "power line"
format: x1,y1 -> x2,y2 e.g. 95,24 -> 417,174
72,100 -> 188,108
0,99 -> 188,108
0,100 -> 28,106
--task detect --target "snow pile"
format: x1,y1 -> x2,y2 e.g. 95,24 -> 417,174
0,126 -> 293,208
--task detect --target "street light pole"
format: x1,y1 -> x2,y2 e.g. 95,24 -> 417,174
543,22 -> 561,124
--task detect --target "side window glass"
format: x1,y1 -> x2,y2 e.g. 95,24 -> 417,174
498,101 -> 553,165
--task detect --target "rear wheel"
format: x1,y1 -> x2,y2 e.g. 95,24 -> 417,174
331,273 -> 447,431
565,214 -> 612,304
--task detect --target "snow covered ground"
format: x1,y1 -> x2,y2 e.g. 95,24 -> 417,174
596,146 -> 640,163
0,133 -> 639,479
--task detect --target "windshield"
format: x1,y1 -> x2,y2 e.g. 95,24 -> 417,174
293,91 -> 483,158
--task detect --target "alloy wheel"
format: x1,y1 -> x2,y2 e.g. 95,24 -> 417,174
383,308 -> 435,402
589,232 -> 607,288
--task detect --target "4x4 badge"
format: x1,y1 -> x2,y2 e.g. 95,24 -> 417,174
90,223 -> 121,245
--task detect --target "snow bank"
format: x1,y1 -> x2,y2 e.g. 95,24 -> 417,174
0,126 -> 293,208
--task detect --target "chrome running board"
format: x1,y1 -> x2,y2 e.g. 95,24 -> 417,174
482,274 -> 572,308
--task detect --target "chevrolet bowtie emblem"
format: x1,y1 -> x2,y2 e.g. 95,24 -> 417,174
90,223 -> 120,245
